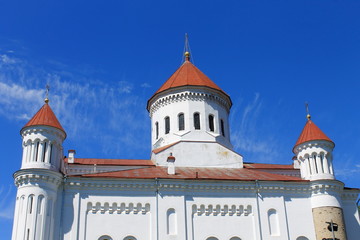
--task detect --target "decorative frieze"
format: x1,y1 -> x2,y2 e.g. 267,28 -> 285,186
192,204 -> 252,216
309,182 -> 343,195
21,127 -> 66,140
341,191 -> 360,201
14,170 -> 63,188
87,202 -> 150,215
149,90 -> 231,117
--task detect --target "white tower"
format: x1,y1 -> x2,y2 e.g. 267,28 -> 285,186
148,51 -> 243,168
293,114 -> 348,240
12,98 -> 66,240
293,114 -> 335,181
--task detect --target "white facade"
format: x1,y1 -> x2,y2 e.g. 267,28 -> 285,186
12,56 -> 360,240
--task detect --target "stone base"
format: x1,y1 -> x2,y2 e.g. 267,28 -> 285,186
312,207 -> 347,240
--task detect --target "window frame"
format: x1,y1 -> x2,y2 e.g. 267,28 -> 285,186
178,113 -> 185,131
208,114 -> 215,132
165,116 -> 170,134
194,112 -> 201,130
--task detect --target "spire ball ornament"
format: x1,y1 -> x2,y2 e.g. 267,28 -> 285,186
185,51 -> 190,61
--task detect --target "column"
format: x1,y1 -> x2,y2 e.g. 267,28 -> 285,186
322,154 -> 329,174
37,142 -> 44,163
315,154 -> 323,174
45,142 -> 51,163
29,142 -> 35,163
310,156 -> 316,175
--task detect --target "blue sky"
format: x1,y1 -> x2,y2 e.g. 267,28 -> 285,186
1,0 -> 360,238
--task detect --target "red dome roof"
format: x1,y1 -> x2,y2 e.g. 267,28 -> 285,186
294,119 -> 333,148
155,60 -> 225,94
148,58 -> 230,109
22,102 -> 66,134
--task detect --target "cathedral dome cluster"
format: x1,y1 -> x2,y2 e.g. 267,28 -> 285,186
11,48 -> 359,240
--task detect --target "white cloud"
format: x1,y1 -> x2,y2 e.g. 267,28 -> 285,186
0,185 -> 15,220
0,54 -> 17,64
141,83 -> 151,88
230,93 -> 281,163
0,52 -> 150,158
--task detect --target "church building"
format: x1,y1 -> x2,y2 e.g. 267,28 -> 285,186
11,51 -> 360,240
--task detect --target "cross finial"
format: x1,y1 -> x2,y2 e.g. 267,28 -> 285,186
45,84 -> 50,103
305,102 -> 311,120
184,33 -> 191,62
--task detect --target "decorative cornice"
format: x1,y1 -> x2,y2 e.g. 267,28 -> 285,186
64,179 -> 156,191
309,180 -> 344,195
14,169 -> 63,188
64,178 -> 314,194
148,89 -> 231,117
341,190 -> 360,201
294,140 -> 334,155
21,127 -> 66,142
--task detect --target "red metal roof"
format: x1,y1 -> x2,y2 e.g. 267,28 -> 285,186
65,158 -> 155,166
152,141 -> 180,154
244,163 -> 294,169
75,166 -> 304,182
294,119 -> 333,148
148,59 -> 230,109
22,103 -> 65,134
155,60 -> 224,94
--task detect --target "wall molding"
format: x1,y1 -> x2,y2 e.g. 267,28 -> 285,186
149,90 -> 231,117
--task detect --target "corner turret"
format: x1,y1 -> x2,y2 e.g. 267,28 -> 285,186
20,99 -> 66,171
293,114 -> 335,180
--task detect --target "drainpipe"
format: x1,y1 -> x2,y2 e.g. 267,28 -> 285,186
255,180 -> 263,240
155,178 -> 159,240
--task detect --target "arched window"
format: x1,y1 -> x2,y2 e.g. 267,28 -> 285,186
167,208 -> 177,235
28,195 -> 34,214
98,235 -> 113,240
194,113 -> 200,130
37,195 -> 44,214
155,122 -> 159,139
220,119 -> 225,136
230,237 -> 241,240
296,237 -> 309,240
42,142 -> 47,162
206,237 -> 219,240
208,115 -> 214,132
34,141 -> 40,162
165,117 -> 170,134
123,236 -> 137,240
49,144 -> 53,164
268,209 -> 280,236
178,113 -> 185,131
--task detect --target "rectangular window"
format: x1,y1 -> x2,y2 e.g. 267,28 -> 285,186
155,122 -> 159,139
220,119 -> 225,136
209,115 -> 214,132
194,113 -> 200,130
178,114 -> 185,131
165,117 -> 170,134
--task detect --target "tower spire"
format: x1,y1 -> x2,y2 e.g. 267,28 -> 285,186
45,84 -> 50,104
184,33 -> 191,62
305,102 -> 311,120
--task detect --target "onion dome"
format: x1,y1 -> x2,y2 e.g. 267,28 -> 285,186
21,99 -> 66,136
